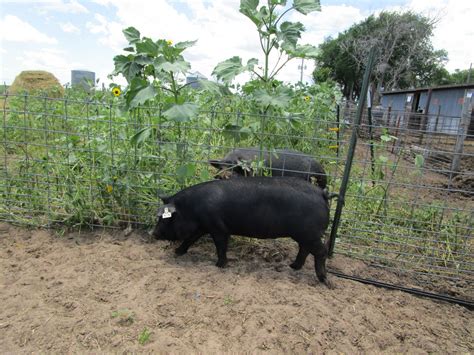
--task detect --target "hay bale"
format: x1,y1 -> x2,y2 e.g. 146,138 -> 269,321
9,70 -> 64,97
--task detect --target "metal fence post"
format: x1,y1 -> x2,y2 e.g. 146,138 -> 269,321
336,104 -> 340,158
327,47 -> 377,257
366,91 -> 375,184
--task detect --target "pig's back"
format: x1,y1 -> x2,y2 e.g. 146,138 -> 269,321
176,177 -> 329,238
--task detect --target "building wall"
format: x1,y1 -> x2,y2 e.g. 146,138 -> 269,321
427,88 -> 465,134
382,88 -> 468,135
381,93 -> 406,112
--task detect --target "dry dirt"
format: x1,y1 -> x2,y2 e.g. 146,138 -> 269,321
0,223 -> 472,354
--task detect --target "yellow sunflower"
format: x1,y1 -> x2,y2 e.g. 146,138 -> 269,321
166,40 -> 173,45
304,96 -> 311,102
112,87 -> 121,97
106,184 -> 113,194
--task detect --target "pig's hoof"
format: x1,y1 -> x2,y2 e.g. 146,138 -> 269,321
289,262 -> 303,270
321,278 -> 334,289
215,259 -> 228,268
174,247 -> 187,256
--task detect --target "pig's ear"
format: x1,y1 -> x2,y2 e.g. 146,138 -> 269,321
158,194 -> 170,204
209,159 -> 223,169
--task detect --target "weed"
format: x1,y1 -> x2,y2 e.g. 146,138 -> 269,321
111,309 -> 134,326
138,327 -> 151,345
223,296 -> 233,306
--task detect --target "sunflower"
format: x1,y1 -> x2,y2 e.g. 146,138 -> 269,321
166,40 -> 173,45
304,95 -> 311,102
112,87 -> 121,97
106,184 -> 113,193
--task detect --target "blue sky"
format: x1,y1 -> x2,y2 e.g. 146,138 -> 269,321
0,0 -> 472,86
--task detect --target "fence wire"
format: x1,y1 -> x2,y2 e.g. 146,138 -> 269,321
1,93 -> 472,300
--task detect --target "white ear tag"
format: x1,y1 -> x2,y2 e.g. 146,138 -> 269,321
162,207 -> 172,219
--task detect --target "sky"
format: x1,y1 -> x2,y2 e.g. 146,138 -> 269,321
0,0 -> 473,86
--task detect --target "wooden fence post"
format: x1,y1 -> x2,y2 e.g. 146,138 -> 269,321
450,89 -> 473,173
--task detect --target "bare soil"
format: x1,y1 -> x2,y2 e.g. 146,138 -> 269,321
0,223 -> 472,353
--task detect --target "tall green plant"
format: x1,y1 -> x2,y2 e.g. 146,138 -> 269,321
110,26 -> 200,121
212,0 -> 320,93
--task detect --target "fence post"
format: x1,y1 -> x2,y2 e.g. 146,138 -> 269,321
419,89 -> 433,144
451,89 -> 473,173
433,105 -> 441,132
328,48 -> 377,257
336,104 -> 340,158
366,90 -> 375,184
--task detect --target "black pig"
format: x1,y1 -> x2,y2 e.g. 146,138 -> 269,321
153,177 -> 330,285
209,148 -> 327,189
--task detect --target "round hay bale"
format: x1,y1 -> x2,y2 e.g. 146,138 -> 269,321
9,70 -> 64,98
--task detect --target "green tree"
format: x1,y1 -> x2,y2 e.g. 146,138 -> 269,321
314,11 -> 447,100
447,68 -> 474,84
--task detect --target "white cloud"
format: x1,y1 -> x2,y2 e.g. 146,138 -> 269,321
84,1 -> 371,84
59,22 -> 80,34
0,15 -> 58,44
424,1 -> 474,71
4,0 -> 470,86
36,0 -> 89,14
17,48 -> 83,84
86,14 -> 126,52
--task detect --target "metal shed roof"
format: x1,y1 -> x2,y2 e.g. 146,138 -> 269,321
381,83 -> 474,95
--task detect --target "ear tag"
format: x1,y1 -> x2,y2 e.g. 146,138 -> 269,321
162,207 -> 172,219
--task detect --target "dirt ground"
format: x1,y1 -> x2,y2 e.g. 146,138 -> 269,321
1,223 -> 472,353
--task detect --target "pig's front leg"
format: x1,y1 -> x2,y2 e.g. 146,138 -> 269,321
175,234 -> 203,256
211,234 -> 230,268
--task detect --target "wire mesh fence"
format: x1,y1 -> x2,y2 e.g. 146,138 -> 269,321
337,102 -> 472,286
1,92 -> 472,301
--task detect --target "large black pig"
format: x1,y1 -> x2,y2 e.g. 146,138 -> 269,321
209,148 -> 327,189
152,177 -> 330,285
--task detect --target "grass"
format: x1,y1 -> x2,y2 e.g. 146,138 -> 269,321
223,296 -> 233,306
138,327 -> 151,345
111,309 -> 135,326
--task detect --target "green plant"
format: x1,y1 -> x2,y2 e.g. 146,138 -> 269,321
111,309 -> 135,325
138,327 -> 151,345
223,295 -> 233,305
213,0 -> 321,87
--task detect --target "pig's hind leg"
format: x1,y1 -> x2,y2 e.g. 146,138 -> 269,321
293,233 -> 329,286
308,235 -> 329,285
290,244 -> 310,270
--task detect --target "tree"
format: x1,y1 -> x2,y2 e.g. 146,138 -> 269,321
446,68 -> 474,84
314,11 -> 447,101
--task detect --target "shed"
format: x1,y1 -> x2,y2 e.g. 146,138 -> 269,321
186,71 -> 207,89
380,83 -> 474,135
